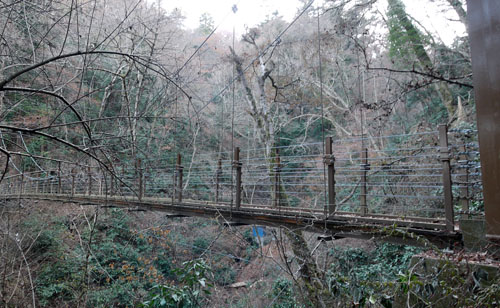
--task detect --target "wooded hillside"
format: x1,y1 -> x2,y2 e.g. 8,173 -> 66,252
1,0 -> 497,307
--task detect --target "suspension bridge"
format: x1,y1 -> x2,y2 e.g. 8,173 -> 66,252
0,125 -> 482,247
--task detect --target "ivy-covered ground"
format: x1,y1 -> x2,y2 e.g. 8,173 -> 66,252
2,200 -> 499,307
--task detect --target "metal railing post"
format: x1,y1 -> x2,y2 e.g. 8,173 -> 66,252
20,173 -> 24,196
50,171 -> 54,194
273,150 -> 281,208
233,147 -> 242,210
360,147 -> 369,215
71,168 -> 76,196
121,165 -> 125,196
324,137 -> 336,215
138,159 -> 144,201
439,124 -> 454,231
176,154 -> 183,202
58,162 -> 62,194
87,166 -> 92,196
110,169 -> 114,196
215,159 -> 222,203
459,144 -> 470,213
97,172 -> 104,195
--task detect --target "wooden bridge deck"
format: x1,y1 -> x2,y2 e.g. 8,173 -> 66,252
5,193 -> 462,248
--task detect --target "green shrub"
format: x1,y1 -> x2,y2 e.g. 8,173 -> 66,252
192,237 -> 209,255
213,263 -> 236,286
268,278 -> 302,308
141,259 -> 213,308
326,243 -> 421,307
36,258 -> 80,306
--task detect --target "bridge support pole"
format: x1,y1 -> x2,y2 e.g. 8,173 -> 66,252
87,166 -> 92,196
439,124 -> 454,231
176,154 -> 183,202
360,147 -> 369,215
233,147 -> 242,210
138,159 -> 144,201
324,137 -> 336,216
458,145 -> 470,213
121,165 -> 125,196
20,173 -> 24,196
215,159 -> 222,203
273,150 -> 281,208
58,162 -> 62,194
98,175 -> 104,195
71,168 -> 76,196
110,170 -> 114,196
49,173 -> 53,194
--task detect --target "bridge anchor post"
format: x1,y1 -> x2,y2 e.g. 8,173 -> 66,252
233,147 -> 242,210
458,145 -> 470,213
19,173 -> 24,197
110,168 -> 114,197
176,154 -> 183,202
215,159 -> 222,203
71,167 -> 76,196
439,124 -> 454,232
87,166 -> 92,196
273,150 -> 281,208
360,147 -> 369,215
324,137 -> 336,216
138,159 -> 144,201
58,161 -> 61,194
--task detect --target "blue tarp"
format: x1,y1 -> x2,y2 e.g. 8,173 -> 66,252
252,226 -> 266,237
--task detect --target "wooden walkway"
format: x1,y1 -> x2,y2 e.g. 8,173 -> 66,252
6,193 -> 461,248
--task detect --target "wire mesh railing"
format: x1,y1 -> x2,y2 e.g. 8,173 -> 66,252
0,125 -> 483,229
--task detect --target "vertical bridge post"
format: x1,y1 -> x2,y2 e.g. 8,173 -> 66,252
172,159 -> 176,204
121,165 -> 126,196
360,147 -> 369,215
215,159 -> 222,203
233,147 -> 242,210
459,145 -> 470,213
176,154 -> 183,202
273,150 -> 281,208
324,137 -> 336,215
42,175 -> 46,194
110,165 -> 114,197
20,173 -> 24,197
87,166 -> 92,196
58,161 -> 62,194
439,124 -> 454,231
50,170 -> 54,194
138,159 -> 144,201
71,167 -> 76,196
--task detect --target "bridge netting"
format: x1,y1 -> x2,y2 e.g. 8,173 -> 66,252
1,127 -> 482,221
